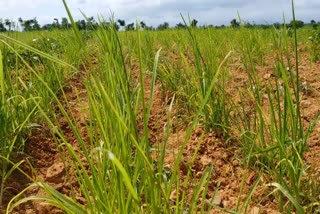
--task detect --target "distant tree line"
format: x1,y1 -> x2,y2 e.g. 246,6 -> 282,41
0,17 -> 319,32
229,18 -> 318,30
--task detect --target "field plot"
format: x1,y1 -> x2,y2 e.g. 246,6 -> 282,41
0,14 -> 320,214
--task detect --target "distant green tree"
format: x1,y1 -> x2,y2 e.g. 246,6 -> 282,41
191,19 -> 198,28
117,19 -> 125,30
31,18 -> 41,31
157,22 -> 169,30
4,19 -> 11,31
145,26 -> 154,31
0,19 -> 7,32
230,19 -> 240,28
244,22 -> 253,28
100,21 -> 119,31
23,19 -> 32,31
273,22 -> 282,29
75,20 -> 87,30
53,18 -> 60,29
175,22 -> 187,29
140,21 -> 146,29
125,23 -> 135,31
117,19 -> 125,27
18,17 -> 41,31
289,20 -> 304,29
42,24 -> 54,31
61,17 -> 70,29
310,19 -> 318,29
25,20 -> 32,31
19,17 -> 29,31
259,24 -> 271,29
87,17 -> 99,30
18,17 -> 23,26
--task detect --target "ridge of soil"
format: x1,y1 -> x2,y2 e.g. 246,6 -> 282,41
3,52 -> 320,213
7,71 -> 90,214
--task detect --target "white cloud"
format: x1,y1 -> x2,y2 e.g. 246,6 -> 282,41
0,0 -> 50,10
0,0 -> 319,26
77,0 -> 87,4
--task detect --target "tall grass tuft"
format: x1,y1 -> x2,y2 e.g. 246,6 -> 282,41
235,1 -> 320,212
1,1 -> 319,213
4,1 -> 225,213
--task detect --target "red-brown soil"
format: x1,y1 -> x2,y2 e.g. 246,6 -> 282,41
5,72 -> 90,214
3,49 -> 320,214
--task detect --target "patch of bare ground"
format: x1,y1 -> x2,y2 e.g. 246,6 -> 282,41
7,71 -> 90,214
299,58 -> 320,192
6,49 -> 320,213
158,48 -> 320,212
227,51 -> 320,212
132,59 -> 280,213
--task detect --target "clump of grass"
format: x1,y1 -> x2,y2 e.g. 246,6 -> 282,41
308,27 -> 320,62
0,22 -> 83,208
234,2 -> 320,212
0,44 -> 37,207
1,1 -> 320,213
156,18 -> 233,138
4,2 -> 224,213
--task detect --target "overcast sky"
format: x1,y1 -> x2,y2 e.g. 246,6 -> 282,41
0,0 -> 319,27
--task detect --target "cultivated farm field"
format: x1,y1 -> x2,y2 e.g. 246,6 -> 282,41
0,8 -> 320,214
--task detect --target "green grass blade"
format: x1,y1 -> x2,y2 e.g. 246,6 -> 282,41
0,49 -> 4,104
268,182 -> 304,214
